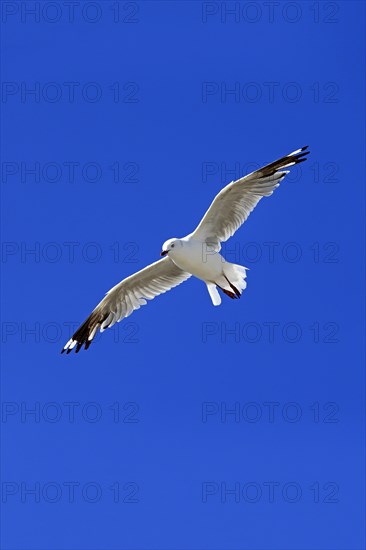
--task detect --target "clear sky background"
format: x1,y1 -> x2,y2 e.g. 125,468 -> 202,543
1,1 -> 365,549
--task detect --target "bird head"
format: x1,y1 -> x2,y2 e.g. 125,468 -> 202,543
160,238 -> 181,257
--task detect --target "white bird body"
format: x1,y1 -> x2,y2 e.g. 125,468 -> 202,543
62,146 -> 309,353
164,237 -> 224,280
162,237 -> 247,306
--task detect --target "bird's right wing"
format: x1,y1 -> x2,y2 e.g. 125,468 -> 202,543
191,146 -> 309,251
62,257 -> 191,353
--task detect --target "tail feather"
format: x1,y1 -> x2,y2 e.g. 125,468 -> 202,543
207,283 -> 221,306
223,263 -> 248,295
206,262 -> 248,305
224,275 -> 241,298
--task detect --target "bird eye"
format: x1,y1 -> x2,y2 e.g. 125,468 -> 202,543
171,244 -> 174,248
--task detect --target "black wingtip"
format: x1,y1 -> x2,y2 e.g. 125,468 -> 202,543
295,150 -> 309,158
75,342 -> 83,354
294,151 -> 310,161
84,339 -> 92,351
291,149 -> 310,165
295,157 -> 308,165
61,340 -> 89,355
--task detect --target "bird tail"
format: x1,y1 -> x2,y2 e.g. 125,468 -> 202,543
206,263 -> 248,304
207,283 -> 222,306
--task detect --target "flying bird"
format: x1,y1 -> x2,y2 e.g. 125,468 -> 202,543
62,146 -> 309,353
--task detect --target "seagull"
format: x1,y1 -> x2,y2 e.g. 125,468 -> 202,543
62,146 -> 309,353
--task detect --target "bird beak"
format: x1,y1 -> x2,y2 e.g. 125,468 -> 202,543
160,250 -> 168,257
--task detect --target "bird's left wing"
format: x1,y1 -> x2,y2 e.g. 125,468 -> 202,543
191,146 -> 309,251
62,257 -> 191,353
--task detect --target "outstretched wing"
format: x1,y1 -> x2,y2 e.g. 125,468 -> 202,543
62,257 -> 191,353
191,146 -> 309,250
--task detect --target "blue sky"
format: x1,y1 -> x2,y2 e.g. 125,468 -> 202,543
1,1 -> 365,549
